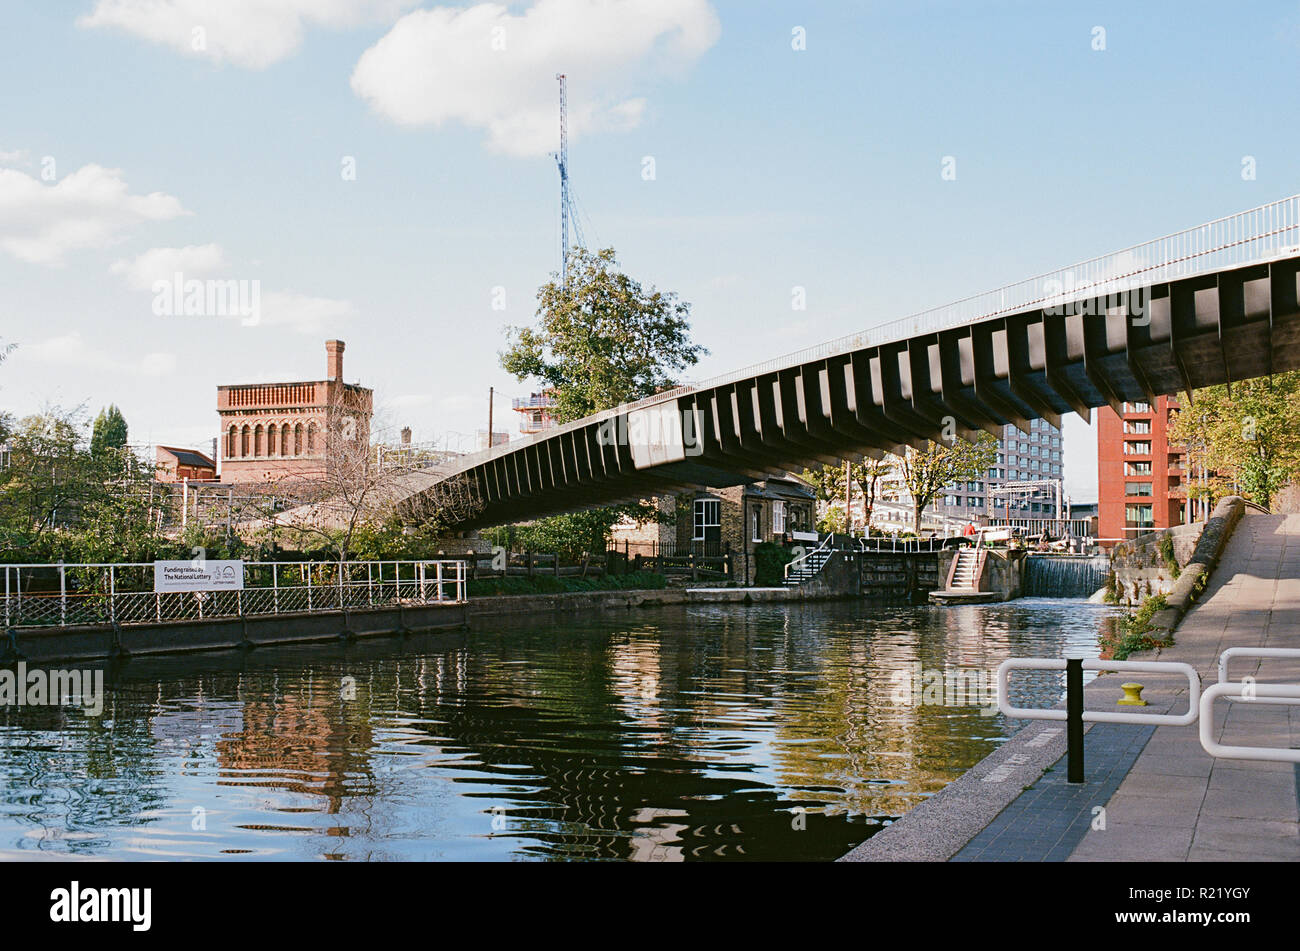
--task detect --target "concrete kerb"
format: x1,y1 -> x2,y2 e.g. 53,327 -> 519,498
1147,496 -> 1246,642
838,718 -> 1080,862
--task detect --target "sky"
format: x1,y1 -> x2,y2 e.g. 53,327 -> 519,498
2,0 -> 1298,504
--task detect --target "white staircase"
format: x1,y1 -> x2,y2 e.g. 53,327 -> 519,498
784,546 -> 833,586
949,548 -> 981,591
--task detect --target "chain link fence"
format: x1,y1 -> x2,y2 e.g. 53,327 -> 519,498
1,560 -> 466,629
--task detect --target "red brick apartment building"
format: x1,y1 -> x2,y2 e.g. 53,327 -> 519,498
217,340 -> 373,484
1097,396 -> 1185,543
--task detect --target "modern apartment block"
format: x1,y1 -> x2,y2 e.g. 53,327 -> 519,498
1097,397 -> 1185,541
933,419 -> 1066,523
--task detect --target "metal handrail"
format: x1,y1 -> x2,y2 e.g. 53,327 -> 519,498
784,533 -> 834,581
1217,647 -> 1300,705
1199,683 -> 1300,763
1,559 -> 469,629
997,658 -> 1202,726
441,194 -> 1300,477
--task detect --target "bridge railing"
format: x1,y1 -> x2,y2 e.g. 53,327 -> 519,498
439,194 -> 1300,479
1,560 -> 467,629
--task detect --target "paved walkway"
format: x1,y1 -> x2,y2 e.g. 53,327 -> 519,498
842,511 -> 1300,862
1063,512 -> 1300,861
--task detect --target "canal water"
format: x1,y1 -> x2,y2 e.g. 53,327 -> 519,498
0,599 -> 1116,862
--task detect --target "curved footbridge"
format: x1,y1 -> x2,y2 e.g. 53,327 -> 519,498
405,197 -> 1300,530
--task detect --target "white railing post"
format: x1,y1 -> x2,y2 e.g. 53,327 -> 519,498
273,563 -> 279,614
436,561 -> 444,602
419,562 -> 427,601
108,565 -> 116,624
368,563 -> 374,606
58,560 -> 66,626
306,564 -> 313,611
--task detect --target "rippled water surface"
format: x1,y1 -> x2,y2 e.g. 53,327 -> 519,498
0,599 -> 1116,861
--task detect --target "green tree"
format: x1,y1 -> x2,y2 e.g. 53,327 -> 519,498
501,246 -> 708,422
0,406 -> 160,560
802,457 -> 896,532
497,246 -> 704,550
90,404 -> 129,457
1168,374 -> 1300,511
899,434 -> 999,533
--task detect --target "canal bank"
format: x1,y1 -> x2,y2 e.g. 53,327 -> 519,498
842,505 -> 1300,863
4,546 -> 944,664
0,597 -> 1114,861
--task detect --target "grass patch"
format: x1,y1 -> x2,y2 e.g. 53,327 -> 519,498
468,571 -> 666,597
1101,593 -> 1171,660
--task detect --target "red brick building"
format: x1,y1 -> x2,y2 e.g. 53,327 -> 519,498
155,445 -> 217,483
217,340 -> 373,484
1097,397 -> 1185,543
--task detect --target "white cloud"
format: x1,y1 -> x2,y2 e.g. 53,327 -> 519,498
22,332 -> 177,377
110,243 -> 227,290
351,0 -> 721,156
0,164 -> 187,266
259,291 -> 353,333
0,149 -> 28,166
389,393 -> 435,409
78,0 -> 419,70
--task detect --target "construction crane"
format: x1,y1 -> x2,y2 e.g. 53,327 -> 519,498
552,73 -> 585,290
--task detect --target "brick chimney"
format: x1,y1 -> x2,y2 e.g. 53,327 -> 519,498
325,339 -> 345,381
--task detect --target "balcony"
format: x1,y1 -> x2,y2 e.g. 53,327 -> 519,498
512,394 -> 556,411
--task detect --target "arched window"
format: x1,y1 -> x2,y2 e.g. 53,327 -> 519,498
293,423 -> 304,456
253,424 -> 264,457
267,424 -> 278,456
307,422 -> 318,453
227,426 -> 237,459
240,425 -> 250,458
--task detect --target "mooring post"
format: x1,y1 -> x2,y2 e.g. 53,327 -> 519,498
1066,655 -> 1084,783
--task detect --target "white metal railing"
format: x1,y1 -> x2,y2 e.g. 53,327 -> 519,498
1217,647 -> 1300,702
997,658 -> 1202,726
441,194 -> 1300,478
1199,683 -> 1300,763
784,533 -> 833,581
0,560 -> 467,629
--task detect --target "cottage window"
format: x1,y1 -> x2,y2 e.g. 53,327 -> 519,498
772,501 -> 786,534
693,498 -> 720,541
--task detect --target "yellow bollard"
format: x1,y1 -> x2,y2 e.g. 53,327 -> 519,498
1118,682 -> 1149,706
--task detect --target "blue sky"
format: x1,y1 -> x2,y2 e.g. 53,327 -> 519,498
1,0 -> 1298,502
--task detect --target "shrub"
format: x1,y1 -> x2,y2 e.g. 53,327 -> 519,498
1101,593 -> 1171,660
1157,534 -> 1180,579
467,570 -> 665,598
753,541 -> 794,586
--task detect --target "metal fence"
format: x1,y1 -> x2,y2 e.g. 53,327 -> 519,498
1,560 -> 467,629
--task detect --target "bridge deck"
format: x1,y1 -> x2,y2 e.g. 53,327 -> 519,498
405,197 -> 1300,530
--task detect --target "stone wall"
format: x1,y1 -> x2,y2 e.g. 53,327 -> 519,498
1109,521 -> 1203,602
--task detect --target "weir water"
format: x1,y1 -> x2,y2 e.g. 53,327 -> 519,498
1022,553 -> 1110,598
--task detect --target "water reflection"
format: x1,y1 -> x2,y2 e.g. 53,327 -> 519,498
0,599 -> 1115,861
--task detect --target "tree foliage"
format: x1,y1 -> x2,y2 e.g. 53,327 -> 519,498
500,246 -> 708,422
0,405 -> 165,561
1168,374 -> 1300,511
802,457 -> 896,531
898,434 -> 999,532
90,404 -> 129,457
495,246 -> 702,550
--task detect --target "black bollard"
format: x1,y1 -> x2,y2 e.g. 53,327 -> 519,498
1066,656 -> 1084,783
